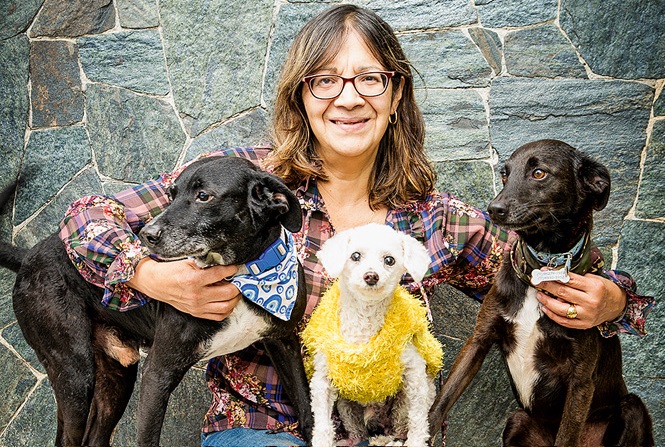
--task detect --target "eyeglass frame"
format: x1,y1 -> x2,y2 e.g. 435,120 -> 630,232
302,71 -> 397,100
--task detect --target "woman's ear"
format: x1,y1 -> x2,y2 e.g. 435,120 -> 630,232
391,75 -> 404,114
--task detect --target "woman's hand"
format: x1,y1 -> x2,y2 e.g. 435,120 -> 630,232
535,272 -> 627,330
128,257 -> 242,321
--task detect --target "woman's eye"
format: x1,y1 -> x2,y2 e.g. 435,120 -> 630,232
351,252 -> 361,262
384,256 -> 395,266
196,191 -> 213,202
532,169 -> 547,180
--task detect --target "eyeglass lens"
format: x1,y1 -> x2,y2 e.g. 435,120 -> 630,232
308,72 -> 390,99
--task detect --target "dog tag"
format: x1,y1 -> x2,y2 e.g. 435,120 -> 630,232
531,267 -> 570,285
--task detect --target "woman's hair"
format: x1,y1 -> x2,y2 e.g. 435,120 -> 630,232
268,4 -> 436,209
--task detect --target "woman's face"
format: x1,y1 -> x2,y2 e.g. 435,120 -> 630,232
302,30 -> 403,167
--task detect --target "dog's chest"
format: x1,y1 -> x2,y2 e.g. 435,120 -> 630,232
201,300 -> 270,360
504,287 -> 544,410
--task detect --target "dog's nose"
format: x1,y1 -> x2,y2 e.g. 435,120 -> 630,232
487,201 -> 508,220
363,272 -> 379,286
141,225 -> 163,246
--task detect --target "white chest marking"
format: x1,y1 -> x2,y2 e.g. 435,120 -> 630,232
505,287 -> 543,409
201,300 -> 270,360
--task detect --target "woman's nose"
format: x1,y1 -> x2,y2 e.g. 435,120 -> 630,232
334,81 -> 364,107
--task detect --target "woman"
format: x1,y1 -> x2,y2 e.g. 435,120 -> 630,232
59,5 -> 653,446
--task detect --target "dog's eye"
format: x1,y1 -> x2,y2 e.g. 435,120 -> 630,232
195,191 -> 213,202
384,256 -> 395,266
500,169 -> 507,184
532,169 -> 547,180
350,252 -> 361,262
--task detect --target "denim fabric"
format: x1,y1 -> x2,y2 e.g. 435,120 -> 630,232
201,428 -> 306,446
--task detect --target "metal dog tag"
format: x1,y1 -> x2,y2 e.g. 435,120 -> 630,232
531,267 -> 570,285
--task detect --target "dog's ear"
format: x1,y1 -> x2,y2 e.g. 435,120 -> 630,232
580,155 -> 611,211
317,232 -> 351,279
399,233 -> 431,282
252,174 -> 303,233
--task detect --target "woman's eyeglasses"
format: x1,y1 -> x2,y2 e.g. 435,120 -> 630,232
302,71 -> 396,100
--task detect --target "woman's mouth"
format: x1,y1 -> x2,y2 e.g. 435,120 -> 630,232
330,118 -> 370,130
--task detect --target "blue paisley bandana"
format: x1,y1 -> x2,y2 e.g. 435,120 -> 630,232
230,229 -> 299,321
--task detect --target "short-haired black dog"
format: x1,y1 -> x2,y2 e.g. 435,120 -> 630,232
428,140 -> 653,446
0,156 -> 313,446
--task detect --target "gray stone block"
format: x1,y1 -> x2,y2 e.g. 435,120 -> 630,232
434,160 -> 496,210
186,108 -> 270,162
635,120 -> 665,219
467,27 -> 503,76
117,0 -> 159,29
15,126 -> 92,224
78,30 -> 169,96
85,84 -> 185,183
0,342 -> 37,435
560,0 -> 665,79
504,24 -> 586,79
401,31 -> 493,89
418,88 -> 490,161
0,379 -> 57,446
654,90 -> 664,117
3,323 -> 45,374
0,35 -> 29,193
30,40 -> 84,128
0,0 -> 43,40
475,0 -> 557,28
160,0 -> 273,136
0,269 -> 17,330
357,0 -> 477,31
490,77 -> 653,248
30,0 -> 115,38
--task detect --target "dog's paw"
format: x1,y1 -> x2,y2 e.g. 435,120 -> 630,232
369,435 -> 403,446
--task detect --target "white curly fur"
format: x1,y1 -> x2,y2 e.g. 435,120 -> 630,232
310,223 -> 435,447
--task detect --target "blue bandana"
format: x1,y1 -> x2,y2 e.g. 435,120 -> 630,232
230,229 -> 300,321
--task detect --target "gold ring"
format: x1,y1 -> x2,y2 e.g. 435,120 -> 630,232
566,304 -> 578,319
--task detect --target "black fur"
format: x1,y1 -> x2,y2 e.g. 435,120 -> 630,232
0,156 -> 313,447
428,140 -> 653,446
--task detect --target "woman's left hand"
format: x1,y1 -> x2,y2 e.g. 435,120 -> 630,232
535,272 -> 627,329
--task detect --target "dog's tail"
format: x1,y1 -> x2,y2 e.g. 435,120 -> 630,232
0,182 -> 27,272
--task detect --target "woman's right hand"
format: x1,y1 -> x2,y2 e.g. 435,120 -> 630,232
128,257 -> 242,321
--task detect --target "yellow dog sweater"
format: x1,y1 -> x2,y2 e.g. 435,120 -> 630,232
302,282 -> 443,405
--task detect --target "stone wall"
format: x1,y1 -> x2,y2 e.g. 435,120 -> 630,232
0,0 -> 663,445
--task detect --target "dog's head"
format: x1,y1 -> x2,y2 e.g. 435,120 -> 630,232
488,139 -> 610,249
317,223 -> 431,303
139,156 -> 302,266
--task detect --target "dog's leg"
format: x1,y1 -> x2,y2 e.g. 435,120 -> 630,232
428,302 -> 498,437
400,345 -> 434,447
310,352 -> 337,447
602,393 -> 654,447
262,334 -> 314,444
503,409 -> 554,447
554,333 -> 599,447
83,350 -> 139,446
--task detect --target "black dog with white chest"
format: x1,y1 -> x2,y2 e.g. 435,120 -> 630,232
0,156 -> 313,446
428,140 -> 653,446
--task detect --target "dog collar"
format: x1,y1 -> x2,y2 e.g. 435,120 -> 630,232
511,232 -> 596,287
229,229 -> 300,321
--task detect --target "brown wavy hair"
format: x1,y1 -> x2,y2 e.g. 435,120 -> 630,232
267,4 -> 435,209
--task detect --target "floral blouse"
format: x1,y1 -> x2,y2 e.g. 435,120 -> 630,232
58,146 -> 654,442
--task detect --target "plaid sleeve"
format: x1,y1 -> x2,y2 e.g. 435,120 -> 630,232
395,193 -> 513,302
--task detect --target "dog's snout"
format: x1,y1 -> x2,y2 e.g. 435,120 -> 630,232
363,272 -> 379,286
142,225 -> 163,246
487,201 -> 508,220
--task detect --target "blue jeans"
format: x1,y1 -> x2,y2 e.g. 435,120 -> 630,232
201,428 -> 306,446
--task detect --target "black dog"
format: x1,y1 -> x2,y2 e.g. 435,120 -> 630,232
428,140 -> 653,446
0,156 -> 313,446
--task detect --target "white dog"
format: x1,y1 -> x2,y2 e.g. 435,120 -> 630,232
302,223 -> 443,447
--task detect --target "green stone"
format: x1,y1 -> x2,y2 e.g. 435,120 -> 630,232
78,30 -> 169,96
0,0 -> 43,40
475,0 -> 557,28
30,0 -> 115,38
417,88 -> 489,161
635,120 -> 665,219
15,126 -> 91,224
85,84 -> 185,183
